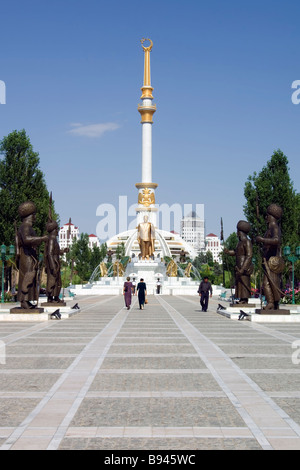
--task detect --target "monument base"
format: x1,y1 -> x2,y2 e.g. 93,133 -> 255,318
255,309 -> 290,315
41,301 -> 66,307
10,307 -> 44,314
230,302 -> 251,308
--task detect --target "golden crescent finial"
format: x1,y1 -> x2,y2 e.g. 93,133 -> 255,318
141,38 -> 153,52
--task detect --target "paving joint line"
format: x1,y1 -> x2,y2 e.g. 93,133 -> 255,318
0,297 -> 134,450
157,296 -> 279,450
1,296 -> 117,346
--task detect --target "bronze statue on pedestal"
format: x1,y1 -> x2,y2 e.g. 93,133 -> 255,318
43,193 -> 68,306
12,201 -> 48,312
43,220 -> 68,305
256,204 -> 285,312
225,220 -> 253,305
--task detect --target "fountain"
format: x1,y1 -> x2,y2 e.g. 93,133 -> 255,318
71,257 -> 202,296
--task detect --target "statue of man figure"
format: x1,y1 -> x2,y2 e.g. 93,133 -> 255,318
44,220 -> 68,303
256,204 -> 284,310
16,201 -> 48,310
225,220 -> 253,304
137,215 -> 155,260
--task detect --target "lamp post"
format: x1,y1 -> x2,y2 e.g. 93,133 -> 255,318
1,244 -> 15,303
283,246 -> 300,305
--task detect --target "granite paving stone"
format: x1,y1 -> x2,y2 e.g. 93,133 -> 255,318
58,437 -> 262,450
1,294 -> 300,451
70,397 -> 245,427
248,373 -> 300,391
0,398 -> 41,426
0,373 -> 61,391
272,398 -> 300,427
100,356 -> 207,369
90,372 -> 222,391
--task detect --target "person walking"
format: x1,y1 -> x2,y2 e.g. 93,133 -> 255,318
198,276 -> 212,312
136,278 -> 147,309
123,276 -> 133,310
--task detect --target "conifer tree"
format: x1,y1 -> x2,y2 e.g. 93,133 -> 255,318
243,149 -> 300,250
0,129 -> 57,244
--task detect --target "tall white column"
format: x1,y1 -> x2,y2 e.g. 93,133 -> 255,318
136,38 -> 158,227
142,121 -> 152,183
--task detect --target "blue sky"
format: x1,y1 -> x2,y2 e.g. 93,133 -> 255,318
0,0 -> 299,242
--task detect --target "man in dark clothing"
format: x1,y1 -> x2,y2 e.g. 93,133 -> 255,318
198,276 -> 213,312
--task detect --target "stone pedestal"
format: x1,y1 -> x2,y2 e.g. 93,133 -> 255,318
10,307 -> 44,314
255,309 -> 290,315
41,301 -> 66,307
130,260 -> 159,285
230,303 -> 250,308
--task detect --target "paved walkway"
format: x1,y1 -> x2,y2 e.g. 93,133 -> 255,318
1,294 -> 300,450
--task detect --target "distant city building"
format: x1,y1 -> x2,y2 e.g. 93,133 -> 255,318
180,211 -> 205,253
88,234 -> 100,249
59,220 -> 80,250
59,221 -> 101,252
205,233 -> 222,263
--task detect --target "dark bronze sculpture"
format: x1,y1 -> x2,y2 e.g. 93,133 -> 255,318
43,193 -> 68,305
43,220 -> 67,305
12,201 -> 48,311
225,220 -> 253,305
256,204 -> 285,311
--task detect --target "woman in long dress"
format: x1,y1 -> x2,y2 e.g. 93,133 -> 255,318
136,278 -> 147,310
123,276 -> 133,310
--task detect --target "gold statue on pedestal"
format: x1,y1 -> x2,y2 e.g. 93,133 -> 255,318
137,215 -> 155,260
184,262 -> 193,277
113,260 -> 124,277
166,259 -> 178,277
100,262 -> 108,277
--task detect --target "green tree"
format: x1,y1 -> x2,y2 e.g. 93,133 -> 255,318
66,237 -> 108,283
0,129 -> 58,244
192,250 -> 214,272
68,233 -> 91,282
220,232 -> 238,288
100,242 -> 107,260
213,262 -> 223,285
244,150 -> 300,251
115,242 -> 125,260
90,243 -> 108,273
199,263 -> 215,283
90,245 -> 102,272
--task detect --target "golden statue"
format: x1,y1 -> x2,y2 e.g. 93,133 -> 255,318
166,259 -> 178,277
137,215 -> 155,260
100,262 -> 108,277
113,260 -> 124,277
184,262 -> 193,277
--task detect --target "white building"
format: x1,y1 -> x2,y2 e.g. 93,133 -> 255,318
180,211 -> 205,253
205,233 -> 222,263
59,220 -> 80,250
88,234 -> 100,249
